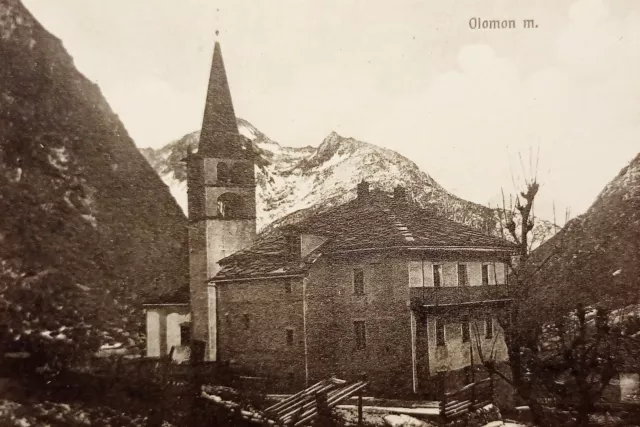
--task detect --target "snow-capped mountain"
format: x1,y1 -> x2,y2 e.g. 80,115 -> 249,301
141,118 -> 555,243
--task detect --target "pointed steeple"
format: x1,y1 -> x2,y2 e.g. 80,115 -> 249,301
198,41 -> 245,158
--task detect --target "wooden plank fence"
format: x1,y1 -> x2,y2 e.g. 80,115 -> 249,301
200,377 -> 368,427
202,378 -> 367,427
440,374 -> 494,423
264,377 -> 367,426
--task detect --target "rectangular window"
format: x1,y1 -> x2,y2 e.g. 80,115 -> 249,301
179,323 -> 191,346
436,318 -> 445,347
286,328 -> 294,346
461,317 -> 470,343
284,279 -> 292,294
353,268 -> 365,295
354,320 -> 366,350
243,314 -> 250,330
485,315 -> 494,339
458,264 -> 469,286
433,264 -> 442,288
482,264 -> 489,285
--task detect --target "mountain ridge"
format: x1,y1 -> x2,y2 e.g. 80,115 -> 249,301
141,119 -> 555,244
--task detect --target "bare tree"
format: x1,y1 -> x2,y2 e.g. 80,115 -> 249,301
470,153 -> 567,425
473,168 -> 640,427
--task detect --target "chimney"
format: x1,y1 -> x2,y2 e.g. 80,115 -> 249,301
356,180 -> 370,199
393,185 -> 407,202
285,233 -> 301,260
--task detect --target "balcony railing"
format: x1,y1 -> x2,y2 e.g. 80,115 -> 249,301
410,285 -> 512,310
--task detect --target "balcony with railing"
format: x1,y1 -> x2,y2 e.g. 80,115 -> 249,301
410,285 -> 512,313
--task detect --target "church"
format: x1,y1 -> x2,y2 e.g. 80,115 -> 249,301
144,41 -> 516,395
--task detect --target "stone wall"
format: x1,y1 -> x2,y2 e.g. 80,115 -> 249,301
306,254 -> 414,396
217,277 -> 306,391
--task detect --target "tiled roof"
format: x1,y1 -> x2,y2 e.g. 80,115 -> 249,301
143,284 -> 190,305
213,232 -> 322,281
214,190 -> 515,281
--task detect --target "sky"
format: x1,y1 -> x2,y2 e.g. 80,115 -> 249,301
22,0 -> 640,222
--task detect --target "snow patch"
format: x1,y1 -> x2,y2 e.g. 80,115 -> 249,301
160,172 -> 188,214
238,124 -> 257,140
48,147 -> 69,172
81,214 -> 97,228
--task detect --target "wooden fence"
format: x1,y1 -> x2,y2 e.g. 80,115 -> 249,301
264,377 -> 367,426
199,377 -> 368,427
440,375 -> 494,422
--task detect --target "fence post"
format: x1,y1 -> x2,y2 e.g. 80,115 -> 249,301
489,371 -> 495,402
439,373 -> 447,424
471,380 -> 476,407
357,392 -> 363,427
315,391 -> 330,426
357,373 -> 366,427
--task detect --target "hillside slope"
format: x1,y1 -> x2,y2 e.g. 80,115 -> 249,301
0,0 -> 188,349
531,152 -> 640,318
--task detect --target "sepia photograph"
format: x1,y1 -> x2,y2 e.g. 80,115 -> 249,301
1,0 -> 639,426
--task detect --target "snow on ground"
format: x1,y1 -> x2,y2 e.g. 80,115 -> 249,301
0,399 -> 156,427
383,414 -> 435,427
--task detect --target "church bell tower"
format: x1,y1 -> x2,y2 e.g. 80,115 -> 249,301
187,41 -> 257,360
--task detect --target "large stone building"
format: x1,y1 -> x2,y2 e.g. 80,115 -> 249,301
145,41 -> 516,395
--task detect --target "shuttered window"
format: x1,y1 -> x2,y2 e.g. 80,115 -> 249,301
433,265 -> 442,288
354,321 -> 366,350
458,264 -> 469,286
482,264 -> 490,285
461,317 -> 470,343
353,268 -> 365,295
485,316 -> 494,339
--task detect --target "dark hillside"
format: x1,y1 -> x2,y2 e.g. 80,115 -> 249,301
529,152 -> 640,320
0,0 -> 188,352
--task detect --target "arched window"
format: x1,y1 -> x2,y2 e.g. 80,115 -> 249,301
217,162 -> 230,183
217,192 -> 245,219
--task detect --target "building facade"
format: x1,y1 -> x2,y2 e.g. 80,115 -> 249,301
145,41 -> 515,395
213,183 -> 514,395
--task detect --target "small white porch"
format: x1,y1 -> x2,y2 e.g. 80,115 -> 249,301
144,303 -> 191,358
